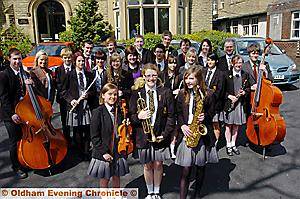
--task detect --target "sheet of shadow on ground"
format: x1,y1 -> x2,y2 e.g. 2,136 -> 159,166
125,159 -> 235,198
33,146 -> 83,177
277,84 -> 299,92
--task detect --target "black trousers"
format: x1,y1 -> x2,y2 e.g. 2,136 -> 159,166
4,120 -> 23,171
73,125 -> 90,154
59,101 -> 70,143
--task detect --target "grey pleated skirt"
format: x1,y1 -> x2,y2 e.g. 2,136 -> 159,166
87,158 -> 129,179
175,138 -> 219,167
212,113 -> 221,123
221,102 -> 246,125
138,145 -> 171,164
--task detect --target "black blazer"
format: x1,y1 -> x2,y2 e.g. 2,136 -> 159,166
218,55 -> 230,71
202,67 -> 225,114
176,89 -> 216,148
129,86 -> 175,149
243,60 -> 273,86
0,67 -> 25,121
223,70 -> 251,116
30,67 -> 56,104
62,69 -> 97,111
90,104 -> 123,161
177,53 -> 186,68
55,65 -> 74,104
141,48 -> 153,64
153,61 -> 169,86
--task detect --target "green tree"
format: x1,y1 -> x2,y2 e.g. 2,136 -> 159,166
59,0 -> 112,48
0,24 -> 32,57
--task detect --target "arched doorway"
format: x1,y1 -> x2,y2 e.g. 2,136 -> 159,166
37,0 -> 66,41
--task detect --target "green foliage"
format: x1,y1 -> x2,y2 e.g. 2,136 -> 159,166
0,24 -> 32,57
119,30 -> 239,51
59,0 -> 112,48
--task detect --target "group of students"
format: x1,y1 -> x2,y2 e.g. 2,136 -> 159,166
0,30 -> 273,199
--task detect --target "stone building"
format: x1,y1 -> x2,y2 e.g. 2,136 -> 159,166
0,0 -> 213,43
212,0 -> 277,37
267,0 -> 300,66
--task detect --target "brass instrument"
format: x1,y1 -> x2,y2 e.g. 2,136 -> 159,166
184,86 -> 208,148
136,92 -> 162,143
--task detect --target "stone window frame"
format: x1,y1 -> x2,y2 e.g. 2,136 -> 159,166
242,18 -> 250,36
291,11 -> 300,39
125,0 -> 170,36
251,17 -> 258,36
219,0 -> 225,9
178,4 -> 184,34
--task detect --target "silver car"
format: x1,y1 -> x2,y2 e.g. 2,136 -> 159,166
233,37 -> 299,85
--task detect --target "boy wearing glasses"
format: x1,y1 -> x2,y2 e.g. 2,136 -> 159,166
152,43 -> 168,85
129,63 -> 175,199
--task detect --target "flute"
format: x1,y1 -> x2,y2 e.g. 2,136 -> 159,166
70,72 -> 98,112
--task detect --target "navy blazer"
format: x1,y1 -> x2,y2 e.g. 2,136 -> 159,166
129,85 -> 175,149
223,70 -> 251,116
55,64 -> 74,104
90,104 -> 123,161
176,89 -> 216,148
202,67 -> 225,114
218,55 -> 231,71
0,67 -> 26,121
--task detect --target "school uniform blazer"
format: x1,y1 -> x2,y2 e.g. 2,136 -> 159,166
90,104 -> 123,161
218,55 -> 230,71
55,65 -> 74,104
110,69 -> 134,102
176,89 -> 216,148
129,85 -> 175,149
153,61 -> 169,86
243,60 -> 273,86
164,73 -> 180,92
0,67 -> 25,121
223,70 -> 251,116
177,53 -> 186,68
141,48 -> 153,64
30,67 -> 56,104
62,69 -> 96,111
202,67 -> 225,114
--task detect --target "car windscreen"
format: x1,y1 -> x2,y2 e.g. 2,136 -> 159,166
29,45 -> 67,56
236,40 -> 282,56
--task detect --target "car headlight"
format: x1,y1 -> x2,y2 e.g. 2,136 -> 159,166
290,63 -> 298,71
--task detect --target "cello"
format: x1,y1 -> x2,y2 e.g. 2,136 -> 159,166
117,99 -> 134,155
246,38 -> 286,154
15,65 -> 67,170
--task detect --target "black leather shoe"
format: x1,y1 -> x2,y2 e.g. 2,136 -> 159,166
232,146 -> 240,155
226,147 -> 234,156
15,169 -> 28,179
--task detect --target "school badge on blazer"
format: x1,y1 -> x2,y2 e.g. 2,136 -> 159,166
163,107 -> 167,114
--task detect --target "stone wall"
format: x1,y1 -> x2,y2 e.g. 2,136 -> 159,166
190,0 -> 212,32
275,41 -> 300,67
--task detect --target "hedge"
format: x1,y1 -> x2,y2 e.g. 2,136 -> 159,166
119,30 -> 239,52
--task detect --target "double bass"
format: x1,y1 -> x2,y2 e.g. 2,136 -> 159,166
246,38 -> 286,149
16,65 -> 67,170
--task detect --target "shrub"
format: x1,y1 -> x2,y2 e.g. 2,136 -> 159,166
0,24 -> 32,57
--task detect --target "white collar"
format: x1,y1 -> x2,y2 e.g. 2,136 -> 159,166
11,67 -> 19,75
104,103 -> 114,112
207,66 -> 216,73
233,70 -> 241,77
145,84 -> 156,93
75,68 -> 84,75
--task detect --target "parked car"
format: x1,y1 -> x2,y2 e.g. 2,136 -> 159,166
92,44 -> 125,56
171,40 -> 201,55
22,42 -> 74,70
221,37 -> 299,85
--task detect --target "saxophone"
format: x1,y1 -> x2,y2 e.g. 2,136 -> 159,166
185,87 -> 208,148
136,92 -> 162,143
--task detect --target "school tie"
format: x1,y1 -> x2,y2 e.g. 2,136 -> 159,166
85,57 -> 91,72
253,64 -> 257,81
78,72 -> 85,91
148,90 -> 155,116
235,74 -> 240,78
17,72 -> 25,97
205,70 -> 212,87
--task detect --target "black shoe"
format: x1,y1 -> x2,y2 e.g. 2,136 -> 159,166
232,146 -> 240,155
15,169 -> 28,179
226,147 -> 234,156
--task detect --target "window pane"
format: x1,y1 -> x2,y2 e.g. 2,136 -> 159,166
158,8 -> 169,33
294,21 -> 300,29
294,12 -> 299,19
143,0 -> 154,4
128,0 -> 140,5
158,0 -> 169,3
144,8 -> 155,33
129,9 -> 140,38
293,30 -> 299,38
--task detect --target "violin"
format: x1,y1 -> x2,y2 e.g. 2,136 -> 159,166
15,65 -> 67,170
117,99 -> 134,155
246,37 -> 286,147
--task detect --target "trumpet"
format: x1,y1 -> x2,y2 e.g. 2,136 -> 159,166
70,73 -> 98,112
137,92 -> 163,143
